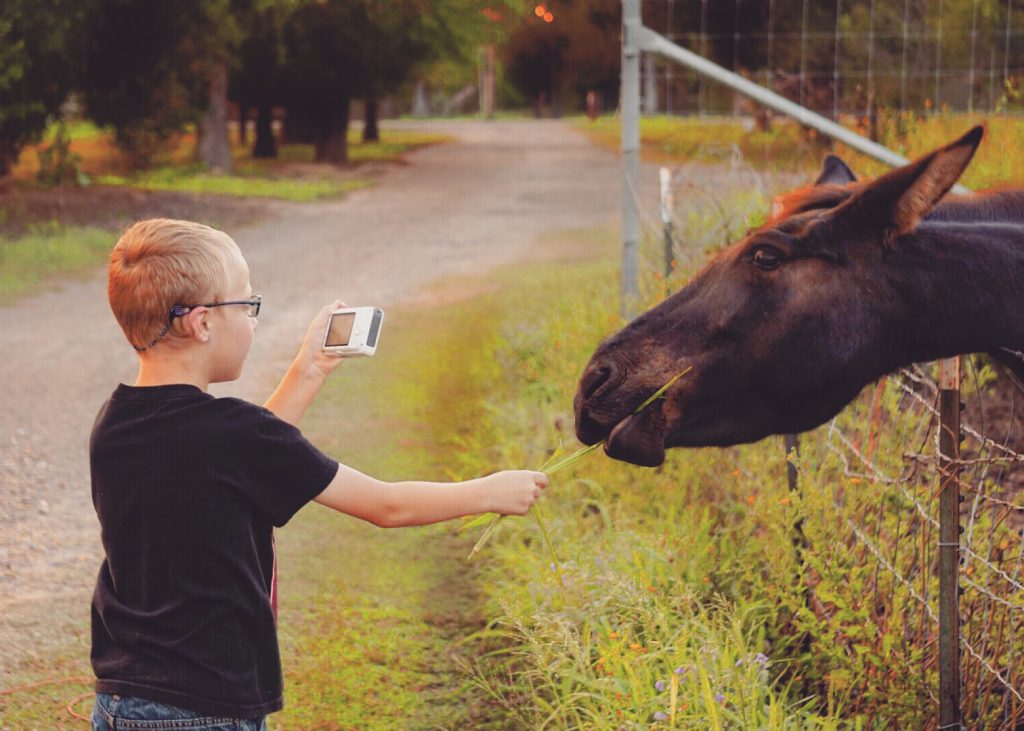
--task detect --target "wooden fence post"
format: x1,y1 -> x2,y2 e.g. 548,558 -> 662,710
938,356 -> 962,729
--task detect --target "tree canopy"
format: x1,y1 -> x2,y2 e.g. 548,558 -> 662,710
0,0 -> 84,176
0,0 -> 1016,177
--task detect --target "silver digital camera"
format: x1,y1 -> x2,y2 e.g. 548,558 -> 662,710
322,307 -> 383,357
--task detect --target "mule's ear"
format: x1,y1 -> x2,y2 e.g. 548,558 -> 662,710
814,154 -> 857,185
830,125 -> 983,240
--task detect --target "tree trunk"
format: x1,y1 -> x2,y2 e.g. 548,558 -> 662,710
0,141 -> 14,178
196,60 -> 232,172
363,97 -> 379,142
253,102 -> 277,158
238,104 -> 248,146
412,79 -> 430,117
482,45 -> 496,119
314,98 -> 349,166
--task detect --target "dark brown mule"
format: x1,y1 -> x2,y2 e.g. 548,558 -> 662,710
574,126 -> 1024,466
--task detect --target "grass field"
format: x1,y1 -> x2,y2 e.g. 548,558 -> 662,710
13,123 -> 450,202
0,224 -> 113,304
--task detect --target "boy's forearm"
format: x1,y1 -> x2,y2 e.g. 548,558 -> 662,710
381,478 -> 493,527
313,463 -> 495,528
263,356 -> 328,426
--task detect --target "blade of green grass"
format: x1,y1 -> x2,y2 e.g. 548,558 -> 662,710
633,366 -> 693,413
467,367 -> 692,560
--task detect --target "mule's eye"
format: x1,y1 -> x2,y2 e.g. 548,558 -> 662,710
751,246 -> 783,270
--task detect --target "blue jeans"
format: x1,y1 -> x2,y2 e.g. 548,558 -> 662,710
91,693 -> 268,730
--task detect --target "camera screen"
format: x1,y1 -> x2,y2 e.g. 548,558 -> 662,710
325,313 -> 356,346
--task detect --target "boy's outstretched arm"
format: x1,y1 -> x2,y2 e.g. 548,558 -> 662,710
264,301 -> 346,426
314,463 -> 549,528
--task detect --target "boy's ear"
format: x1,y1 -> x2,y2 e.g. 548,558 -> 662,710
827,125 -> 983,242
814,154 -> 857,185
182,307 -> 211,343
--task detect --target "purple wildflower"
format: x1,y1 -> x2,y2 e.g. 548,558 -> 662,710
755,652 -> 769,667
655,680 -> 666,692
674,665 -> 687,676
652,711 -> 669,722
715,692 -> 726,704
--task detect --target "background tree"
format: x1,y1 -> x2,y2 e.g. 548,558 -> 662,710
358,3 -> 432,142
501,0 -> 620,117
405,2 -> 523,123
0,0 -> 83,178
194,0 -> 244,172
78,0 -> 238,169
230,0 -> 292,158
280,0 -> 371,165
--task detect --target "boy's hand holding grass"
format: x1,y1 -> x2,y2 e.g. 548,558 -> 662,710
481,470 -> 549,515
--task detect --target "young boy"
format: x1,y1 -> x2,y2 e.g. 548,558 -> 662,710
90,219 -> 548,730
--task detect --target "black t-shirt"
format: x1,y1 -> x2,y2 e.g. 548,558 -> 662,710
89,384 -> 338,718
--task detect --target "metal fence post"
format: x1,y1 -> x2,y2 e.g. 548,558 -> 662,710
938,356 -> 962,728
621,0 -> 641,320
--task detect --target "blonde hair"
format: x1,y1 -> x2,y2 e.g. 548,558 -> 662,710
108,219 -> 239,351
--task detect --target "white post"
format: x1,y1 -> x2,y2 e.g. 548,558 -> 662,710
660,167 -> 674,279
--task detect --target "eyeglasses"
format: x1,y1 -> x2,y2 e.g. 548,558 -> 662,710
170,295 -> 262,320
133,295 -> 263,352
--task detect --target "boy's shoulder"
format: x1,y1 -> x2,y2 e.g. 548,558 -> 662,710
97,385 -> 280,438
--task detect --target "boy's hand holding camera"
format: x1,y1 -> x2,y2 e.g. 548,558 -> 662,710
263,300 -> 348,424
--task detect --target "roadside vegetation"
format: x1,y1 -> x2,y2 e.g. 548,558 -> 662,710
12,123 -> 449,201
412,236 -> 1016,727
0,223 -> 112,303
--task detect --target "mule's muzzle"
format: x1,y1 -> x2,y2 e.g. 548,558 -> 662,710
578,359 -> 623,402
603,410 -> 667,467
573,359 -> 669,467
573,358 -> 625,445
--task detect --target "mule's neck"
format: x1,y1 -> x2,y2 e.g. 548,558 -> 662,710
894,220 -> 1024,361
932,189 -> 1024,223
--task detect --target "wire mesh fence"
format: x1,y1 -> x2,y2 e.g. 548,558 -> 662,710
640,0 -> 1023,121
631,159 -> 1024,726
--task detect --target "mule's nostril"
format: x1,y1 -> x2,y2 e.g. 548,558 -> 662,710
580,364 -> 614,401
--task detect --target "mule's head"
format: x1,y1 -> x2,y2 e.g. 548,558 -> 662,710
574,126 -> 984,466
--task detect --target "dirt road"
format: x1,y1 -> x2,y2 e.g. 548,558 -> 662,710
0,119 -> 648,678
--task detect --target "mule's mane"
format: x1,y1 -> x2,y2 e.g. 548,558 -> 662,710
767,183 -> 856,225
